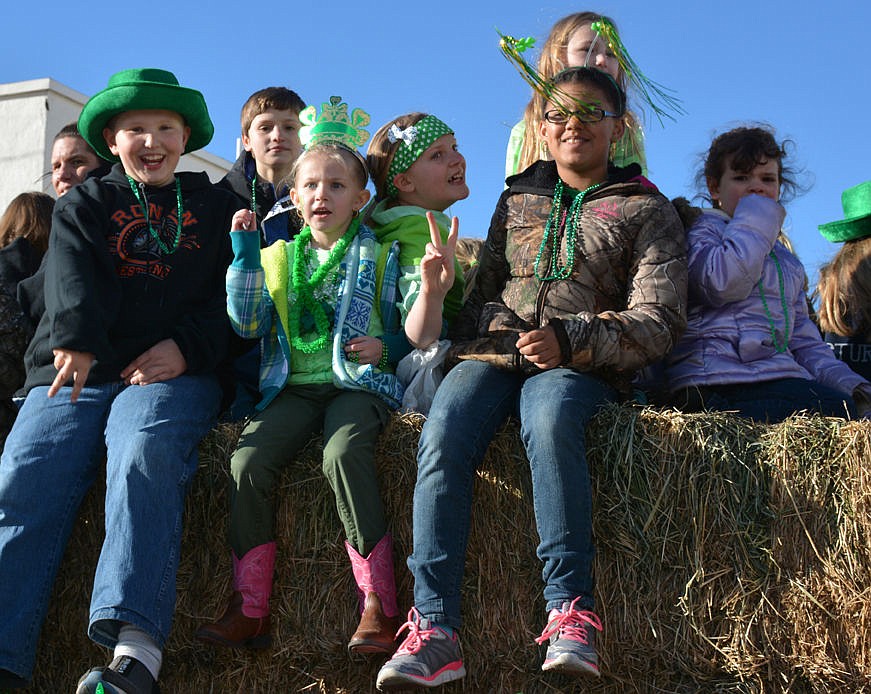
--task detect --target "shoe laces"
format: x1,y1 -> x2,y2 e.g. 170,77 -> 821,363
535,596 -> 602,645
393,606 -> 441,656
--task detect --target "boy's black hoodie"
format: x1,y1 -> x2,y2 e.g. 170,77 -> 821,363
218,151 -> 301,247
22,163 -> 236,392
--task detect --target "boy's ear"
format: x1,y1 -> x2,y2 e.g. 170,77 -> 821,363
241,132 -> 253,152
103,127 -> 120,157
181,125 -> 191,150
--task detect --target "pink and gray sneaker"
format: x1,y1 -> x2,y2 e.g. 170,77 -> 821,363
536,596 -> 603,677
376,607 -> 465,690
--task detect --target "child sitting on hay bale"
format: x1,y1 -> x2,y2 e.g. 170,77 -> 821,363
815,180 -> 871,385
196,97 -> 417,658
376,62 -> 687,688
665,126 -> 871,422
0,68 -> 236,693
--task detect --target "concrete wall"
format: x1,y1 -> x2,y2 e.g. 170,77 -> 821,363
0,78 -> 232,213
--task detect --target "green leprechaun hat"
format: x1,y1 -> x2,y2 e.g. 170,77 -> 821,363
819,180 -> 871,243
78,67 -> 214,161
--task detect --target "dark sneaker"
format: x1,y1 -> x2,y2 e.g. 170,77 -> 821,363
536,597 -> 602,677
376,607 -> 465,690
76,655 -> 160,694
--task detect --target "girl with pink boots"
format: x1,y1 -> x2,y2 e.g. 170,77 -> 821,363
195,97 -> 409,655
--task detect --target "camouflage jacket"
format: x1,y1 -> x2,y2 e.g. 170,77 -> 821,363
450,160 -> 687,395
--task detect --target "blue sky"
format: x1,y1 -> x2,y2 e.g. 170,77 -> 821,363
3,0 -> 868,291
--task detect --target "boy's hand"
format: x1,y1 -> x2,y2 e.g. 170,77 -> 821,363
344,336 -> 382,365
48,349 -> 95,402
420,211 -> 458,298
121,339 -> 187,385
232,209 -> 257,232
517,327 -> 562,370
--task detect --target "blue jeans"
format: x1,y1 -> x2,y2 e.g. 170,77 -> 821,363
408,360 -> 616,629
0,375 -> 220,681
675,377 -> 856,423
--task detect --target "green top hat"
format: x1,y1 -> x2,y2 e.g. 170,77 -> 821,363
819,180 -> 871,243
78,68 -> 214,162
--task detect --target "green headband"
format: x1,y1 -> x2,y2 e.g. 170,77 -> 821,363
298,95 -> 371,176
385,115 -> 454,199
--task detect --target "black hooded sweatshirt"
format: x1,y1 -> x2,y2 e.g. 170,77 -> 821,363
22,163 -> 236,392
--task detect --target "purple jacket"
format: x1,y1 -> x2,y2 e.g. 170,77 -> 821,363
665,194 -> 867,396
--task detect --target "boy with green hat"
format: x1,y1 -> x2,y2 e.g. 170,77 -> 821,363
0,67 -> 237,693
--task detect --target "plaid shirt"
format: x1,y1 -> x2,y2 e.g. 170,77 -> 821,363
227,228 -> 403,410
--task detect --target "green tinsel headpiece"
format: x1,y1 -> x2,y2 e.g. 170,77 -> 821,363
498,21 -> 684,125
498,31 -> 616,118
588,18 -> 683,124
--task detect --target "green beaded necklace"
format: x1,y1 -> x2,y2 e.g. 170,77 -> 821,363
534,179 -> 603,281
126,175 -> 184,254
288,218 -> 359,353
758,250 -> 790,353
250,174 -> 257,214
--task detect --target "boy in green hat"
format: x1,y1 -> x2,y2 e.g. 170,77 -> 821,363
0,67 -> 237,693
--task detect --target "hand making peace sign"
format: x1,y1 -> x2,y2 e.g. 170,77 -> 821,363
419,211 -> 458,300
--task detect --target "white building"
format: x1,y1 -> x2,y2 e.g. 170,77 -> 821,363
0,77 -> 232,213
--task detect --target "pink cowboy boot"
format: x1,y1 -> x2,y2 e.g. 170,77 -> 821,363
195,542 -> 276,649
345,533 -> 401,654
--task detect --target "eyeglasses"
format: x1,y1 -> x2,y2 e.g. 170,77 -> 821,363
544,108 -> 619,125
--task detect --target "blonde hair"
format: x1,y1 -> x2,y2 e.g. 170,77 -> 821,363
515,11 -> 642,173
816,238 -> 871,337
287,143 -> 368,192
0,191 -> 54,253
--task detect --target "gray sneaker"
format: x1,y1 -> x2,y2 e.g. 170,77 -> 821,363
376,607 -> 465,690
536,597 -> 602,677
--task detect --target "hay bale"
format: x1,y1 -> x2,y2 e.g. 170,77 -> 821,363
26,407 -> 871,692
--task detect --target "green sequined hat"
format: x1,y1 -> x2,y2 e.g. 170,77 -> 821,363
299,96 -> 370,151
385,115 -> 454,199
819,180 -> 871,243
78,68 -> 214,161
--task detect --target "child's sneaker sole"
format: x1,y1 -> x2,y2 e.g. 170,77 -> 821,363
542,652 -> 600,677
377,661 -> 466,690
